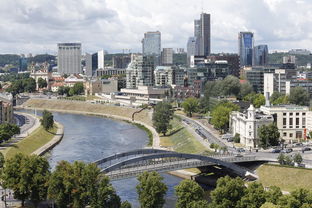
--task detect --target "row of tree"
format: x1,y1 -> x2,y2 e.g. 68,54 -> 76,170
2,153 -> 312,208
0,123 -> 20,143
6,77 -> 36,95
57,82 -> 84,97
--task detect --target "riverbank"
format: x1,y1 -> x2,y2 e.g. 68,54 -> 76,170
19,98 -> 161,149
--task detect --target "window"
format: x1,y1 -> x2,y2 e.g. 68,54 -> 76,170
296,118 -> 299,128
296,113 -> 299,116
283,132 -> 287,137
302,117 -> 306,128
289,113 -> 293,116
283,113 -> 287,116
296,131 -> 303,139
289,133 -> 293,138
249,132 -> 252,136
289,118 -> 293,128
283,118 -> 287,126
303,113 -> 306,116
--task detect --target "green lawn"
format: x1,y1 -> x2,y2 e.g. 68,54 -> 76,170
3,125 -> 57,159
257,164 -> 312,192
160,117 -> 208,154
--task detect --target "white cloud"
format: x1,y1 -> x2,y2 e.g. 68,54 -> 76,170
0,0 -> 312,54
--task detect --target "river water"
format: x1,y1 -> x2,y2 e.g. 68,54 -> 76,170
20,110 -> 181,207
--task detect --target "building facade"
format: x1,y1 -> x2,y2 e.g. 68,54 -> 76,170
0,93 -> 13,124
142,31 -> 161,55
230,105 -> 274,148
126,54 -> 154,89
194,13 -> 211,56
57,43 -> 82,75
239,32 -> 254,67
161,48 -> 173,65
154,66 -> 184,87
253,45 -> 268,66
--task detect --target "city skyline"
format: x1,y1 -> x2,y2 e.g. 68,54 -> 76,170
0,0 -> 312,54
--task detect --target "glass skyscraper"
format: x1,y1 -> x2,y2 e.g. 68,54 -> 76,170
238,32 -> 254,67
253,45 -> 268,66
142,31 -> 161,55
194,13 -> 211,56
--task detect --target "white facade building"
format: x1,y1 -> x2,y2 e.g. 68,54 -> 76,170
98,50 -> 105,69
230,105 -> 274,148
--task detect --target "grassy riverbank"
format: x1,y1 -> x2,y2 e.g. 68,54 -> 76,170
257,164 -> 312,192
22,99 -> 152,126
2,125 -> 57,159
160,117 -> 208,154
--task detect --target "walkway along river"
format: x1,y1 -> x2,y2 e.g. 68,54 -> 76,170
19,109 -> 181,208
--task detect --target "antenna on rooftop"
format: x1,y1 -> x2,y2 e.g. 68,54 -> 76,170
201,0 -> 204,13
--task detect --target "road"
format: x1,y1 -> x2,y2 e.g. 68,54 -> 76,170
178,114 -> 312,167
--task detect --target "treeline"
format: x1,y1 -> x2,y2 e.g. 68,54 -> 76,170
57,82 -> 84,96
0,54 -> 56,68
6,77 -> 36,95
2,153 -> 311,208
0,123 -> 20,143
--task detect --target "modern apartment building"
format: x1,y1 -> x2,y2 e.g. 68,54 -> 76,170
154,66 -> 184,87
142,31 -> 161,55
244,66 -> 275,93
161,48 -> 173,65
126,54 -> 154,89
57,43 -> 82,75
238,32 -> 254,67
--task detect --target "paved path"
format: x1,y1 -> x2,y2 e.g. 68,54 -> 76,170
0,113 -> 40,150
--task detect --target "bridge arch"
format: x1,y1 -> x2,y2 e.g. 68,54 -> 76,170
100,152 -> 253,178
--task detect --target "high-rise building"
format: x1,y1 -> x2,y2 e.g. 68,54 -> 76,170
142,31 -> 161,55
97,50 -> 105,69
57,43 -> 82,74
253,45 -> 268,66
113,55 -> 131,69
187,37 -> 197,66
161,48 -> 173,65
85,53 -> 92,77
126,54 -> 154,89
238,32 -> 254,67
194,13 -> 211,56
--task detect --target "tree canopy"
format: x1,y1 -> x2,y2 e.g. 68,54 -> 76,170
152,102 -> 173,135
258,123 -> 280,148
289,87 -> 310,106
175,179 -> 205,208
40,110 -> 54,130
182,97 -> 199,117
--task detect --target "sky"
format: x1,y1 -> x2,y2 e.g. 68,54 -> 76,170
0,0 -> 312,55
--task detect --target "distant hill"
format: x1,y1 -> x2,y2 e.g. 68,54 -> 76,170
268,52 -> 312,66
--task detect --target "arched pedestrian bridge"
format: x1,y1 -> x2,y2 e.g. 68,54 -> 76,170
93,149 -> 272,181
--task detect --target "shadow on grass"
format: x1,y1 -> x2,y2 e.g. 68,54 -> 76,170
165,127 -> 184,137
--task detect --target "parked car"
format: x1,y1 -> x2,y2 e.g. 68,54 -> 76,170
237,148 -> 245,153
271,149 -> 281,153
227,138 -> 233,142
281,148 -> 293,153
302,147 -> 311,151
235,154 -> 243,157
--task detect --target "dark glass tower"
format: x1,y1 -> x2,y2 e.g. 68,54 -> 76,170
238,32 -> 254,67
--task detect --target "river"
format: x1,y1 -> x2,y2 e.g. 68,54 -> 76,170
20,110 -> 181,208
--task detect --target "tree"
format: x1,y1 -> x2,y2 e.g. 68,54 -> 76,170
175,179 -> 205,208
293,153 -> 303,165
210,102 -> 239,133
3,154 -> 50,207
0,152 -> 4,169
23,77 -> 37,92
93,176 -> 121,208
222,75 -> 241,97
182,97 -> 199,117
277,153 -> 293,166
270,92 -> 288,105
152,102 -> 173,135
41,110 -> 54,130
289,86 -> 310,106
48,161 -> 102,208
265,186 -> 283,204
244,93 -> 265,108
37,77 -> 48,89
233,133 -> 240,143
72,82 -> 84,95
238,182 -> 267,208
121,201 -> 132,208
239,81 -> 253,99
0,123 -> 20,143
136,171 -> 167,208
210,176 -> 246,208
187,200 -> 209,208
258,123 -> 280,148
199,96 -> 210,113
260,202 -> 281,208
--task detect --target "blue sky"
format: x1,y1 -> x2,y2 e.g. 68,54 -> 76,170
0,0 -> 311,54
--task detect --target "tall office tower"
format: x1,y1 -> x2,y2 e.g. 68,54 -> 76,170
142,31 -> 161,55
57,43 -> 82,74
97,50 -> 105,69
194,13 -> 211,56
187,37 -> 197,66
161,48 -> 173,65
126,54 -> 154,89
85,53 -> 98,77
238,32 -> 254,67
85,53 -> 92,77
253,45 -> 268,66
